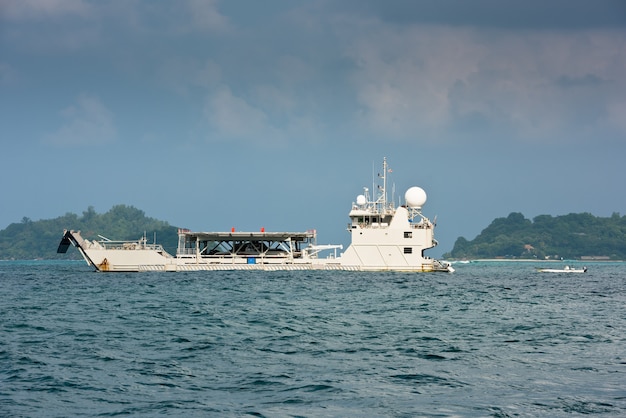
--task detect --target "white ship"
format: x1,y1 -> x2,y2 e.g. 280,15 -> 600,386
58,158 -> 454,273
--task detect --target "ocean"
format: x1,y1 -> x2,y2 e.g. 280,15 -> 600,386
1,260 -> 625,417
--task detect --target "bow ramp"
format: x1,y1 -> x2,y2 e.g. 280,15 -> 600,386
57,230 -> 86,253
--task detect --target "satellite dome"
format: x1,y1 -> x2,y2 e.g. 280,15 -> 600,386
356,194 -> 367,206
405,186 -> 427,208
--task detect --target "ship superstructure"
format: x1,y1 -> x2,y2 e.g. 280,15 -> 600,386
339,158 -> 448,271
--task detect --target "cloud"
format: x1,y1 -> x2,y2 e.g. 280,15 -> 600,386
556,74 -> 607,89
1,0 -> 91,20
202,81 -> 328,146
1,0 -> 229,53
124,0 -> 230,35
184,0 -> 230,32
335,0 -> 626,29
0,62 -> 18,85
346,25 -> 476,140
1,0 -> 98,52
341,19 -> 626,143
204,86 -> 281,143
4,1 -> 625,149
156,58 -> 222,95
607,101 -> 626,135
44,94 -> 116,146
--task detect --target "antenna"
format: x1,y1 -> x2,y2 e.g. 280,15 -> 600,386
382,157 -> 387,208
372,160 -> 376,206
377,157 -> 388,210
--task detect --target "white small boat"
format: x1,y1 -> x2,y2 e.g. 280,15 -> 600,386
537,265 -> 587,273
58,158 -> 454,273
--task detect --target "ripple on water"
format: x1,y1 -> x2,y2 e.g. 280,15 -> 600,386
1,262 -> 625,416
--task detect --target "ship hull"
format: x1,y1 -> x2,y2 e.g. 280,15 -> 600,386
79,247 -> 452,273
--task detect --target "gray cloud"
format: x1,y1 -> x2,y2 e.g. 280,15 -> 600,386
43,94 -> 116,146
3,0 -> 626,148
333,0 -> 626,29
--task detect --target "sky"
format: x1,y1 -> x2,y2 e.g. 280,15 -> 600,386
1,0 -> 625,256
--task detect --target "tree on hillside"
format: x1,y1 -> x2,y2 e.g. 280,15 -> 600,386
444,212 -> 626,260
0,206 -> 178,260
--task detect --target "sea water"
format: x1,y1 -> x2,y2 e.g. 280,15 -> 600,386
1,260 -> 625,417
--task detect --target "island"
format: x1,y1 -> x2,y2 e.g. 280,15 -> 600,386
443,212 -> 625,261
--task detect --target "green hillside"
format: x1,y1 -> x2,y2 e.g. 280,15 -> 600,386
0,205 -> 179,260
444,212 -> 626,260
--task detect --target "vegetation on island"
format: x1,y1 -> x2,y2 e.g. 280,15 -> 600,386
0,205 -> 179,260
443,212 -> 626,260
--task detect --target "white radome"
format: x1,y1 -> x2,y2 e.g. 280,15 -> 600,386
356,194 -> 367,206
405,186 -> 427,208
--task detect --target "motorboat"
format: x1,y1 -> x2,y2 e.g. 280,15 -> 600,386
537,265 -> 587,273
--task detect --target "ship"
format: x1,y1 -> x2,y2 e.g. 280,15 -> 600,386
57,158 -> 454,273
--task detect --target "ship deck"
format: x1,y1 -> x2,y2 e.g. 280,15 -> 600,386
181,231 -> 315,242
177,230 -> 318,258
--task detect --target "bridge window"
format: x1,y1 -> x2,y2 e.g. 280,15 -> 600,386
404,232 -> 412,238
